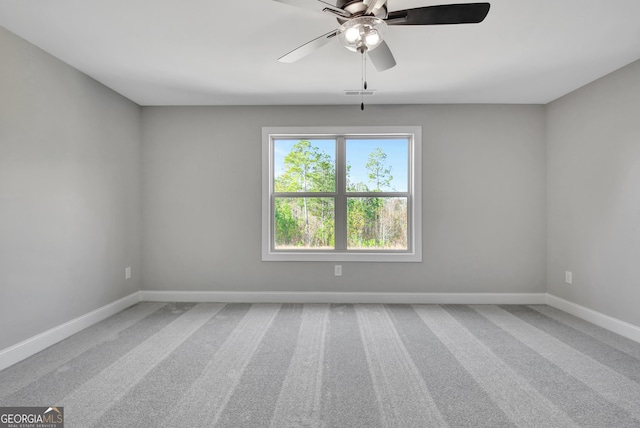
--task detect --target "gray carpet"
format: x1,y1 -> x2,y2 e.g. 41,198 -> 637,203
1,303 -> 640,427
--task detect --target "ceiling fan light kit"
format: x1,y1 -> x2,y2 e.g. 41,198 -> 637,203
338,16 -> 387,53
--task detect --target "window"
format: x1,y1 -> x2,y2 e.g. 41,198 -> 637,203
262,126 -> 421,262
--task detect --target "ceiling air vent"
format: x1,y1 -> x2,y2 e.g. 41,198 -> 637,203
344,90 -> 376,96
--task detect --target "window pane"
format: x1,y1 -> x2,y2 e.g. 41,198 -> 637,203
346,139 -> 408,192
274,197 -> 335,249
347,197 -> 407,250
274,139 -> 335,192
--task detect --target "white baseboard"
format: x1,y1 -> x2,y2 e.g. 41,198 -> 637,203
139,290 -> 547,305
0,292 -> 141,372
546,294 -> 640,343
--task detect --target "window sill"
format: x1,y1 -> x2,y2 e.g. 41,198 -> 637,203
261,250 -> 422,262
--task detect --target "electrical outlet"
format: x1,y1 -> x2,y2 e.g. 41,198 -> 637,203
334,265 -> 342,277
565,271 -> 572,285
125,266 -> 132,280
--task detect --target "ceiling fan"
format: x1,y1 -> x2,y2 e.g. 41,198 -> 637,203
275,0 -> 491,71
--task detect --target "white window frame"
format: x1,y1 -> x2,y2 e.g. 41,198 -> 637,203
262,126 -> 422,262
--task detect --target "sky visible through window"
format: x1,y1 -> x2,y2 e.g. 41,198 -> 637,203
274,138 -> 408,192
347,138 -> 408,192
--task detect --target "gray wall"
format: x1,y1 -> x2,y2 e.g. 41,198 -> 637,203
546,59 -> 640,326
142,104 -> 547,294
4,20 -> 638,355
0,28 -> 142,349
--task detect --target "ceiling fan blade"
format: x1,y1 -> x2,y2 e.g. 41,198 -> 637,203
386,2 -> 490,26
367,41 -> 396,71
278,29 -> 339,63
272,0 -> 350,18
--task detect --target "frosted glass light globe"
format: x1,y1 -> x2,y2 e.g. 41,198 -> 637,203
365,31 -> 380,46
345,27 -> 360,43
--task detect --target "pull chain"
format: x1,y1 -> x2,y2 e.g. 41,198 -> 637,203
361,51 -> 367,111
364,51 -> 368,91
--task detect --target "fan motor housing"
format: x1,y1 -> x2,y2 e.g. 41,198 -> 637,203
336,1 -> 388,24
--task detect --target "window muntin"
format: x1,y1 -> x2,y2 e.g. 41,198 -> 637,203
263,126 -> 421,262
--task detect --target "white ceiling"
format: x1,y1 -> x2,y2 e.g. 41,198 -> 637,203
2,0 -> 640,106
